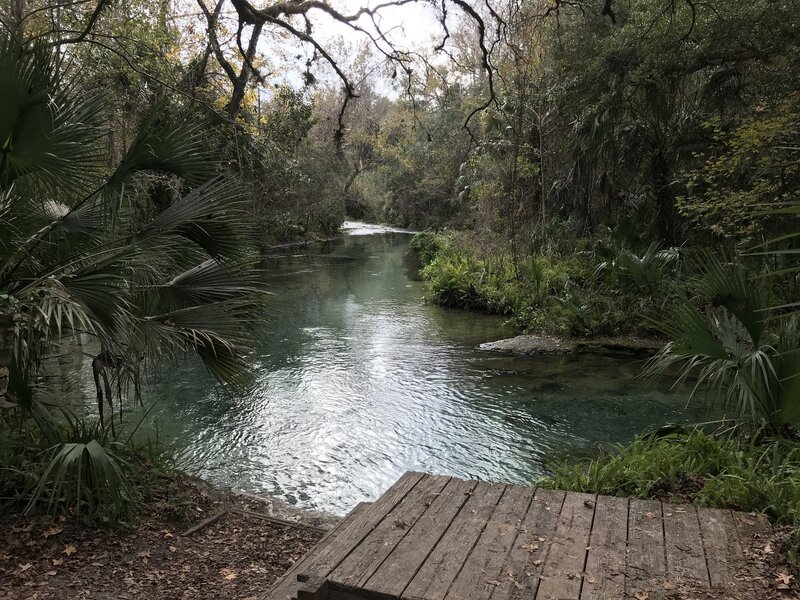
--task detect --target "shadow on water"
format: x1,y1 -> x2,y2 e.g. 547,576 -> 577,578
64,224 -> 698,515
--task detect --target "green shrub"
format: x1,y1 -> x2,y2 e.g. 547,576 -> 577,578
410,232 -> 444,267
542,430 -> 800,528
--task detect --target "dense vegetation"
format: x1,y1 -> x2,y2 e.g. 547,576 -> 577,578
0,0 -> 799,578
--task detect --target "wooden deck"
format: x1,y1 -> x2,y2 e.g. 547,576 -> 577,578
263,472 -> 772,600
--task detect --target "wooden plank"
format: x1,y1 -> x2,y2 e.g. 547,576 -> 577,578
263,501 -> 373,600
264,472 -> 425,600
698,508 -> 742,589
330,474 -> 451,591
581,495 -> 629,600
444,484 -> 535,600
731,510 -> 772,539
490,488 -> 565,600
402,481 -> 507,600
624,499 -> 665,600
361,477 -> 480,600
535,492 -> 596,600
662,504 -> 710,588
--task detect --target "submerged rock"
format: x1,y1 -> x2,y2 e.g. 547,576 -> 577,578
479,334 -> 664,357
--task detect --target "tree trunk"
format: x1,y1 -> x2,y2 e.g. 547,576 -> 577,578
0,310 -> 14,405
652,152 -> 676,245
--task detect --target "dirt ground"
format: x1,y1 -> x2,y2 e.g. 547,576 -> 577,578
1,477 -> 798,600
0,479 -> 326,600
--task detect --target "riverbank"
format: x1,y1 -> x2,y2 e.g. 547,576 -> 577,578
411,230 -> 683,339
0,473 -> 334,600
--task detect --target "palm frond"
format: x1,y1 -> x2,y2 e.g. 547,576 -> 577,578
26,438 -> 130,518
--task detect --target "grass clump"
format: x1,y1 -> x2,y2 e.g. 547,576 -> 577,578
542,429 -> 800,528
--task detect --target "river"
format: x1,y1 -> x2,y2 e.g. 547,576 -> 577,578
65,223 -> 698,515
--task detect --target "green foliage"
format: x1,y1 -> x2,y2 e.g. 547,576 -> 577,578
409,232 -> 442,267
679,93 -> 800,241
644,254 -> 800,431
417,230 -> 681,337
542,430 -> 800,532
0,34 -> 265,413
0,32 -> 269,520
29,438 -> 130,520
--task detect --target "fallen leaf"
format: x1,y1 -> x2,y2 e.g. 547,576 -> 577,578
63,544 -> 77,557
586,575 -> 597,584
19,563 -> 32,572
486,580 -> 502,586
521,543 -> 539,553
644,512 -> 655,519
663,580 -> 675,590
533,560 -> 543,566
221,569 -> 237,581
675,507 -> 686,513
763,543 -> 774,555
169,546 -> 177,553
43,526 -> 63,539
52,558 -> 63,566
162,531 -> 174,539
46,570 -> 57,576
393,518 -> 409,529
513,580 -> 523,589
776,572 -> 794,585
635,592 -> 649,600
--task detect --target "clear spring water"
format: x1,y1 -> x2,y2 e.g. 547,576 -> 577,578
61,223 -> 700,515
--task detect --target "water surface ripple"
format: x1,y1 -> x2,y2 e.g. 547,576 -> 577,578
121,224 -> 697,514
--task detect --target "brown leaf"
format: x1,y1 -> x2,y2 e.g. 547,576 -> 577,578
521,543 -> 539,553
533,559 -> 543,566
162,531 -> 174,539
46,570 -> 57,576
393,518 -> 409,530
586,575 -> 597,584
663,580 -> 675,590
644,511 -> 655,518
776,572 -> 794,585
63,544 -> 77,556
43,526 -> 63,539
19,562 -> 32,572
221,568 -> 237,581
169,546 -> 177,553
52,558 -> 63,566
635,591 -> 649,600
763,543 -> 774,555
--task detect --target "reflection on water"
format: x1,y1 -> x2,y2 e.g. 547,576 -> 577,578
63,225 -> 697,515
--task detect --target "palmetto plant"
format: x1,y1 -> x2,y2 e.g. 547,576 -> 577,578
595,241 -> 682,295
0,35 -> 264,515
644,254 -> 800,431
